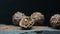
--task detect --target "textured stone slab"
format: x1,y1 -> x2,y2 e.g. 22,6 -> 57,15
0,24 -> 60,34
0,24 -> 58,31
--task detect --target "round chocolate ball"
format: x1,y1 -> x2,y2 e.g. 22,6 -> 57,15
31,12 -> 44,26
19,16 -> 34,29
50,14 -> 60,29
12,12 -> 25,25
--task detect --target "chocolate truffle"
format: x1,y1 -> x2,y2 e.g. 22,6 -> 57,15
19,16 -> 34,29
31,12 -> 44,26
50,14 -> 60,29
12,12 -> 25,25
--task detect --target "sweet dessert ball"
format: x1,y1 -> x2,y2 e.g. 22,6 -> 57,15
12,12 -> 25,25
50,14 -> 60,29
31,12 -> 44,26
19,16 -> 34,29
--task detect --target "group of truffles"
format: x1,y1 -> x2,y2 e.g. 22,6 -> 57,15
12,11 -> 60,29
12,11 -> 44,29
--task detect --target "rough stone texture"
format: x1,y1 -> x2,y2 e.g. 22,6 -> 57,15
0,25 -> 21,31
31,12 -> 44,26
50,14 -> 60,29
19,16 -> 34,29
12,12 -> 25,25
0,24 -> 54,31
0,24 -> 60,34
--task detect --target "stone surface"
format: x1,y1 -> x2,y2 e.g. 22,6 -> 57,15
0,24 -> 60,34
0,24 -> 56,31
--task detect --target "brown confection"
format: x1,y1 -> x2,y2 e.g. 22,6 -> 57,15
50,14 -> 60,29
12,12 -> 25,25
19,16 -> 34,29
31,12 -> 44,26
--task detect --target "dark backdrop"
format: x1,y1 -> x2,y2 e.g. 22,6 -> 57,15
0,0 -> 60,26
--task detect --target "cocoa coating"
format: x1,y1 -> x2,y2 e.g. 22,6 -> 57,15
19,16 -> 34,28
12,12 -> 25,25
31,12 -> 44,26
50,14 -> 60,29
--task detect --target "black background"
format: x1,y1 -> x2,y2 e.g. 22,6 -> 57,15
0,0 -> 60,26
